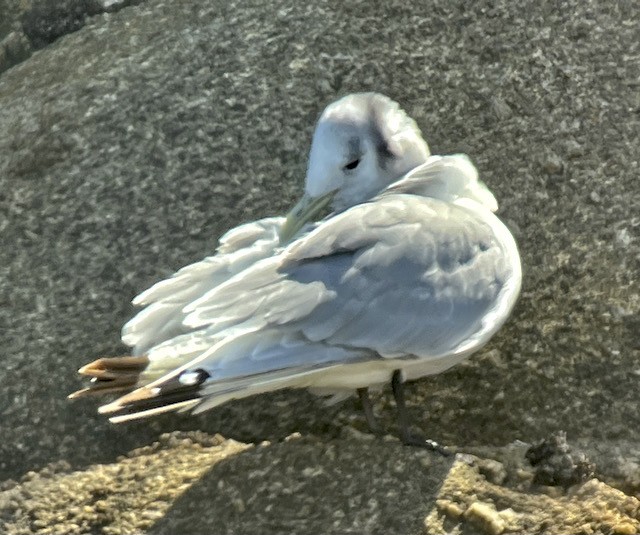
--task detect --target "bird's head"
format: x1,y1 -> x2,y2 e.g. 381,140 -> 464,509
279,93 -> 430,242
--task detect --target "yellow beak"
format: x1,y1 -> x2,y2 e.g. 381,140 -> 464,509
278,191 -> 335,244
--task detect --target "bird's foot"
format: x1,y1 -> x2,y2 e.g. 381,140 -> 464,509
357,387 -> 385,435
399,429 -> 452,457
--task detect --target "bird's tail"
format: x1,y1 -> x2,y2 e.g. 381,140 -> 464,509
68,354 -> 209,421
69,334 -> 208,401
71,330 -> 368,423
68,356 -> 150,399
94,363 -> 334,423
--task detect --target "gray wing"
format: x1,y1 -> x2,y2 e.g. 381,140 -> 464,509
184,195 -> 520,361
384,154 -> 499,212
121,216 -> 285,354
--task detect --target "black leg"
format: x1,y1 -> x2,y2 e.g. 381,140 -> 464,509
391,370 -> 451,456
357,387 -> 383,435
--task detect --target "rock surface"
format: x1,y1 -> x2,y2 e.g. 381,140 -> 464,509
1,432 -> 638,535
0,0 -> 142,74
427,454 -> 640,535
0,0 -> 638,532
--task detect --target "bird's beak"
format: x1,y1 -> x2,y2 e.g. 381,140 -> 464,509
279,190 -> 335,244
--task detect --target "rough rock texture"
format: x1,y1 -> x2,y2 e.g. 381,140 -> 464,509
1,432 -> 638,535
0,0 -> 639,532
0,0 -> 143,74
426,455 -> 640,535
0,433 -> 252,535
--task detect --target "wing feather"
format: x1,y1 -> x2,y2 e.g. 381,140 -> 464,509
183,195 -> 520,360
103,193 -> 520,419
383,154 -> 498,212
121,217 -> 285,354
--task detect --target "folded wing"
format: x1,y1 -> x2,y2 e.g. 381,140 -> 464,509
120,216 -> 286,354
103,193 -> 520,420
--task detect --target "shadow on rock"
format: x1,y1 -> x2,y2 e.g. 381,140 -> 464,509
148,435 -> 453,535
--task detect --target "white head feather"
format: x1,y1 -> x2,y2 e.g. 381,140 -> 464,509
305,93 -> 431,212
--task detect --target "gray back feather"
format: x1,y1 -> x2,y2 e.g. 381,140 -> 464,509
184,195 -> 518,363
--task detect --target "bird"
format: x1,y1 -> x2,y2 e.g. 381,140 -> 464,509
71,93 -> 521,452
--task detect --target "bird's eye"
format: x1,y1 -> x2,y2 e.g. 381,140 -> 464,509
343,158 -> 361,171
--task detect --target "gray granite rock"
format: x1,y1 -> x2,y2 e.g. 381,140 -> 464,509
1,432 -> 638,534
0,0 -> 638,530
0,0 -> 144,74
